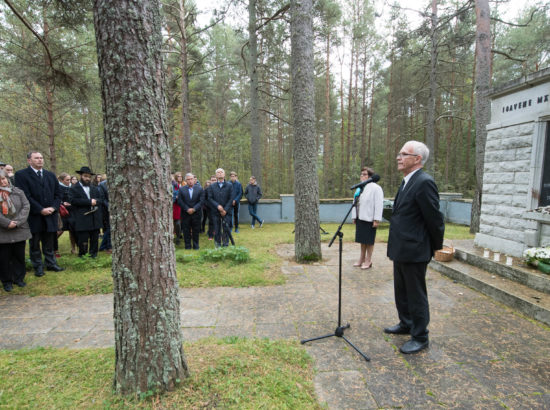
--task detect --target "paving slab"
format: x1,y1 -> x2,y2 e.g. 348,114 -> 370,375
0,241 -> 549,409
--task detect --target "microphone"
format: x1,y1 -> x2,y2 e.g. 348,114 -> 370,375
350,174 -> 380,190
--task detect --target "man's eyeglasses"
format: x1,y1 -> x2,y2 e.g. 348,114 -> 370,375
397,152 -> 419,158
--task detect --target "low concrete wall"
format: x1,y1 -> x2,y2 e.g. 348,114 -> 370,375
235,194 -> 471,226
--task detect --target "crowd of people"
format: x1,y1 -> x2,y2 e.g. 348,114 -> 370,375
0,155 -> 266,292
2,142 -> 445,358
171,168 -> 265,249
0,154 -> 111,292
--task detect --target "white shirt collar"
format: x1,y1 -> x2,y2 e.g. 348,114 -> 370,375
403,168 -> 421,187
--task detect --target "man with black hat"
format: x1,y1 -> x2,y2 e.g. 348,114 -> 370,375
69,166 -> 104,258
14,151 -> 64,276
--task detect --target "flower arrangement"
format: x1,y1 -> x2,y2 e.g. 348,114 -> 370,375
523,246 -> 550,273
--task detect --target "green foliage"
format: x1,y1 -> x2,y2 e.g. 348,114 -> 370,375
199,246 -> 250,263
0,339 -> 319,408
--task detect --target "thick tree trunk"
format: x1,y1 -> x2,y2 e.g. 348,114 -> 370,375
93,0 -> 190,395
249,0 -> 262,185
291,0 -> 321,262
179,0 -> 192,172
471,0 -> 491,234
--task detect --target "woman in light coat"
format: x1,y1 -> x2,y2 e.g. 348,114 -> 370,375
351,167 -> 384,269
0,170 -> 32,291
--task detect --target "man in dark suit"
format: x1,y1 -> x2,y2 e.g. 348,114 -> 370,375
385,140 -> 445,354
14,151 -> 64,276
69,167 -> 104,258
177,173 -> 204,250
208,168 -> 234,247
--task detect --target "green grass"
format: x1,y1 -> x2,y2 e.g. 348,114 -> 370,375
0,338 -> 319,409
8,222 -> 473,296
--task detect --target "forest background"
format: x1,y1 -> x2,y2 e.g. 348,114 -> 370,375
0,0 -> 548,199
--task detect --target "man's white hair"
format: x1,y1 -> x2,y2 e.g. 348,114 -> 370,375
408,140 -> 430,165
215,168 -> 224,173
185,172 -> 194,179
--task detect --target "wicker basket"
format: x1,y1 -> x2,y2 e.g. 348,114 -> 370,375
434,243 -> 454,262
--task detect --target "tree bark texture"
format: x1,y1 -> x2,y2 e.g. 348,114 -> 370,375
249,0 -> 262,185
291,0 -> 321,262
93,0 -> 190,395
471,0 -> 491,233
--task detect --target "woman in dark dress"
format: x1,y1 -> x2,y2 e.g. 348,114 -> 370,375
351,167 -> 384,269
0,170 -> 32,291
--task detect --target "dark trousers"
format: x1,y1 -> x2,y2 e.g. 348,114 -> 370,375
230,202 -> 240,229
99,224 -> 111,250
248,203 -> 262,226
182,211 -> 201,249
76,229 -> 100,257
29,231 -> 57,270
392,261 -> 430,342
203,208 -> 214,238
173,219 -> 182,244
213,213 -> 230,247
0,241 -> 27,285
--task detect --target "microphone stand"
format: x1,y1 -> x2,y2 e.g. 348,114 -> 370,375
300,186 -> 370,362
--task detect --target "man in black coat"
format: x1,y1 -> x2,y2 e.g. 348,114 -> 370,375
177,173 -> 204,250
385,141 -> 445,355
69,167 -> 104,258
208,168 -> 234,247
14,151 -> 64,276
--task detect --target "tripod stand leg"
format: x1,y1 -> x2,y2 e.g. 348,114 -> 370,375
342,335 -> 370,361
301,333 -> 335,344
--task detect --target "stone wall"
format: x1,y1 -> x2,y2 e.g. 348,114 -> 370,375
475,122 -> 536,256
474,67 -> 550,257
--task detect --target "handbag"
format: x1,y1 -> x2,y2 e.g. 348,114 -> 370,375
59,204 -> 69,218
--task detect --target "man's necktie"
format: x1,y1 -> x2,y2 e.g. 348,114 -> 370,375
395,179 -> 405,207
37,170 -> 42,180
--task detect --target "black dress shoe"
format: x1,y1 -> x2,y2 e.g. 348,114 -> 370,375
46,265 -> 65,272
34,269 -> 45,277
15,281 -> 27,288
3,283 -> 13,292
384,324 -> 410,334
400,339 -> 429,354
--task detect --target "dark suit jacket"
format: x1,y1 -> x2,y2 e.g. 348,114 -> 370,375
177,185 -> 204,215
14,166 -> 62,233
208,181 -> 234,213
69,183 -> 103,232
387,169 -> 444,263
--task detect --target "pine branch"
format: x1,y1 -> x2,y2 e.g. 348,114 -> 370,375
3,0 -> 55,73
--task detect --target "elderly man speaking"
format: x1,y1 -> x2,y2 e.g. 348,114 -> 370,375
385,141 -> 445,355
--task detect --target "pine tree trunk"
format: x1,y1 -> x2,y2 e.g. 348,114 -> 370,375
249,0 -> 262,185
471,0 -> 491,234
291,0 -> 321,262
43,12 -> 57,174
179,0 -> 192,172
323,33 -> 332,198
93,0 -> 190,395
426,0 -> 438,175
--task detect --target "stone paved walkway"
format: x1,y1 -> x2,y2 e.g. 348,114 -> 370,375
1,242 -> 549,408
